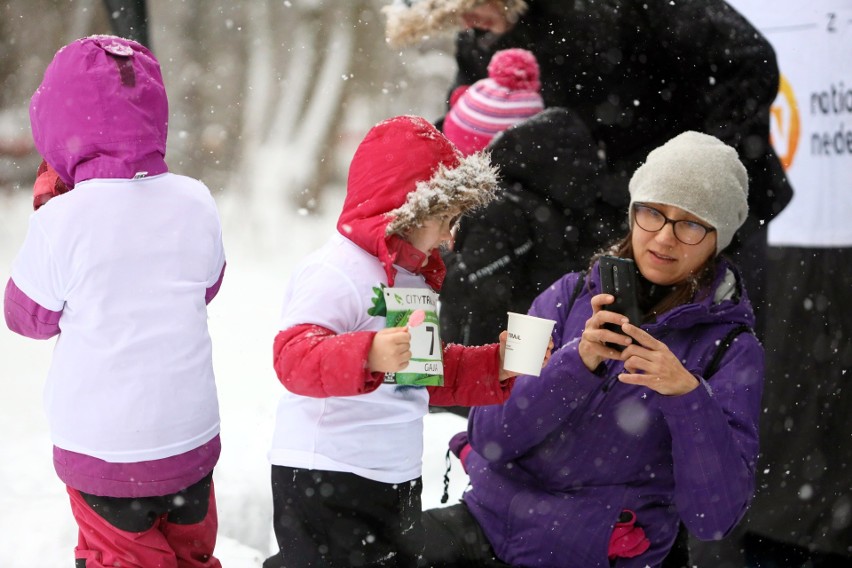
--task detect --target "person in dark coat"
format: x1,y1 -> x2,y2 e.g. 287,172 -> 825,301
384,0 -> 793,337
440,106 -> 611,346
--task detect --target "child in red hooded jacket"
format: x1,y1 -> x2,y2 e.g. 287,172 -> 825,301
264,116 -> 544,568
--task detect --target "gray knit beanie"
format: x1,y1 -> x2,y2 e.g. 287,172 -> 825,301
628,131 -> 749,255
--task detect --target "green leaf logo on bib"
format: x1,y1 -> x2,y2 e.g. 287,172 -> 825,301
380,287 -> 444,386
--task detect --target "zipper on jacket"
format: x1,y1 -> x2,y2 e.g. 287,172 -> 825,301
600,373 -> 619,393
590,371 -> 621,415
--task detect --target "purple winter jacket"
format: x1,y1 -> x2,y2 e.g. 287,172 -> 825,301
463,259 -> 764,568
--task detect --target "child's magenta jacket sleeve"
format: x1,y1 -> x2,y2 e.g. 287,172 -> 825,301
4,278 -> 61,339
205,263 -> 226,304
273,323 -> 385,397
427,343 -> 514,406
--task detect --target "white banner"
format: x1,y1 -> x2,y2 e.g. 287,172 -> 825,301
728,0 -> 852,247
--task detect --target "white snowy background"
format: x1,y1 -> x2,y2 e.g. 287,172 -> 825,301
0,188 -> 472,567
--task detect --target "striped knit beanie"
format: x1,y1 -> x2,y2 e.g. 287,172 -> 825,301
443,48 -> 544,155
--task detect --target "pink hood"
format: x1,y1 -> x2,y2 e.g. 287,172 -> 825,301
29,35 -> 169,187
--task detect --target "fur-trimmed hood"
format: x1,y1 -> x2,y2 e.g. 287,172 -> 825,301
384,151 -> 499,235
337,115 -> 499,288
383,0 -> 528,47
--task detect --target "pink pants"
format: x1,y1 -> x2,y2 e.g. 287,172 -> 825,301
67,484 -> 221,568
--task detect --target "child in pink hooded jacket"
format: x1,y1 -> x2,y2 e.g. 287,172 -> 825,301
4,36 -> 225,568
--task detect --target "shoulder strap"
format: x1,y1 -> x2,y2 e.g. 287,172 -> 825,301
566,270 -> 587,314
665,323 -> 753,567
705,324 -> 753,378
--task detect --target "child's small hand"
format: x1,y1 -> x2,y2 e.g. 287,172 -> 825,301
541,337 -> 555,368
497,330 -> 516,382
497,331 -> 554,381
368,327 -> 412,373
33,159 -> 69,211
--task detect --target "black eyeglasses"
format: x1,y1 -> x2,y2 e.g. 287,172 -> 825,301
633,204 -> 716,245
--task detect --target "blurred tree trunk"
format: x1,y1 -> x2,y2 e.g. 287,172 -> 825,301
228,1 -> 359,241
215,0 -> 455,243
0,0 -> 454,234
0,0 -> 105,185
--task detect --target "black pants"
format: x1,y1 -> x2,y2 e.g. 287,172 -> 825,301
419,503 -> 510,567
743,533 -> 851,568
264,466 -> 424,568
420,503 -> 690,568
78,471 -> 213,532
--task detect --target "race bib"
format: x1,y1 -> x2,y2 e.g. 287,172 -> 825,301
382,287 -> 443,386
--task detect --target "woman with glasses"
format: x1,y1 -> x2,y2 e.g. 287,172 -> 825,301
420,131 -> 765,568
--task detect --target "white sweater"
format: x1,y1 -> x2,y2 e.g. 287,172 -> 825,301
269,233 -> 432,483
11,173 -> 225,462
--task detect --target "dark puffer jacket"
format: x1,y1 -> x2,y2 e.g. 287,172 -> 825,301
451,0 -> 792,240
441,107 -> 617,345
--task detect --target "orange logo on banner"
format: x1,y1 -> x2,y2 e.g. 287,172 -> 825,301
770,74 -> 799,170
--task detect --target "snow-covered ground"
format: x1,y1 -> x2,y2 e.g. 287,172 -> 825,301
0,187 -> 471,567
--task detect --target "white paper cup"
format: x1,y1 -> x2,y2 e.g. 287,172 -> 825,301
504,312 -> 556,376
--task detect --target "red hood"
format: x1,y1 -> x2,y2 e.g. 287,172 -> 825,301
337,116 -> 463,290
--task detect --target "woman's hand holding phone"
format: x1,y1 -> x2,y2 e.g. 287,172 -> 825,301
580,294 -> 699,396
579,293 -> 634,371
616,324 -> 700,396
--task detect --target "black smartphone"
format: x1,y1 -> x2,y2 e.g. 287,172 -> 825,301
598,255 -> 642,351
